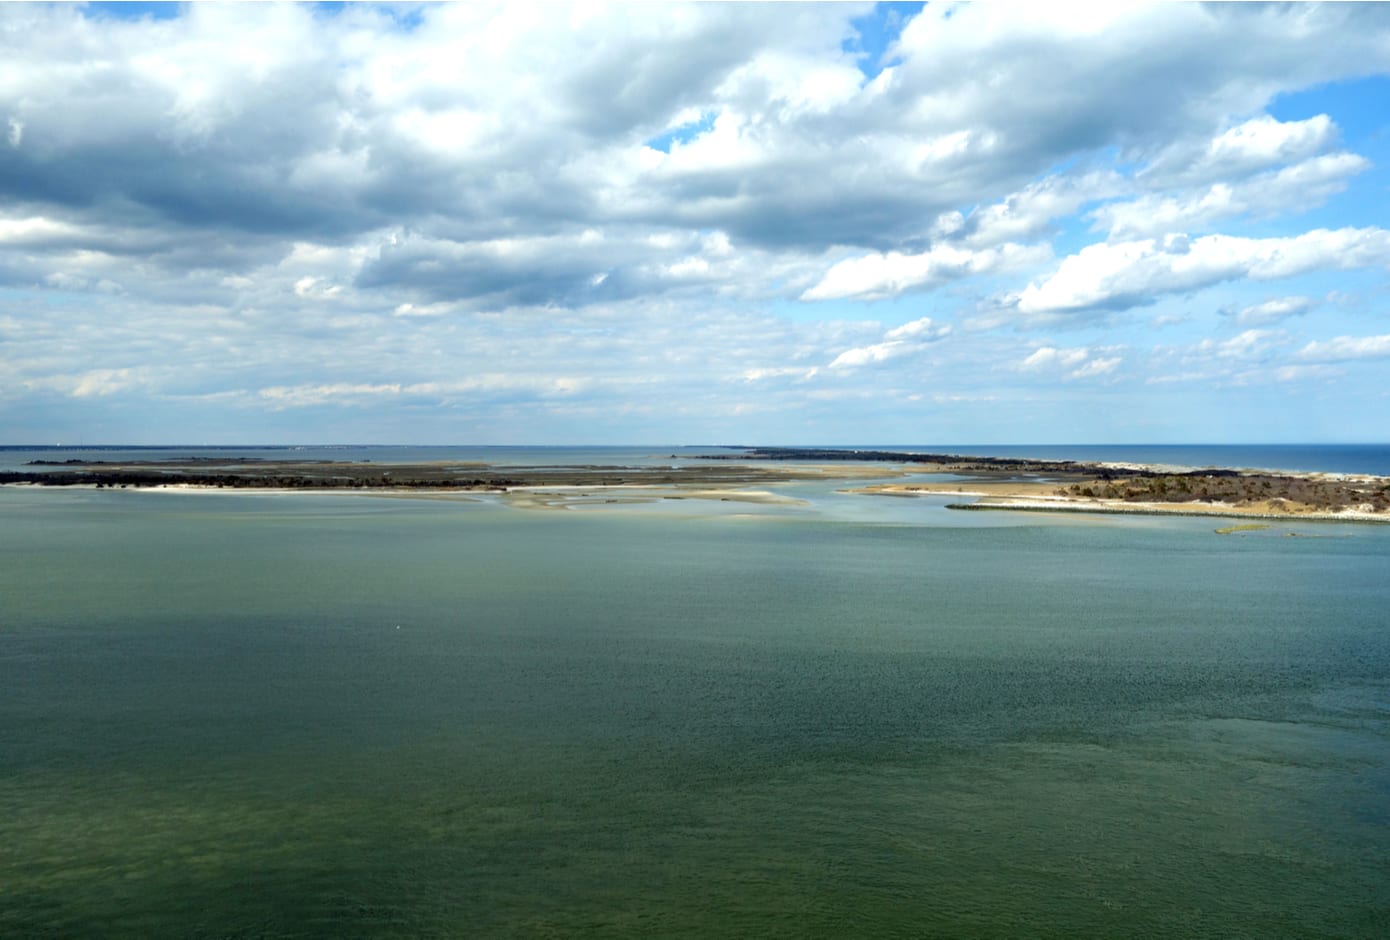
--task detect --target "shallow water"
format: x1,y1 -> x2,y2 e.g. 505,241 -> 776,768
2,487 -> 1388,936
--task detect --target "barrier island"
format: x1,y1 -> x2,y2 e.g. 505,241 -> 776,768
5,447 -> 1389,521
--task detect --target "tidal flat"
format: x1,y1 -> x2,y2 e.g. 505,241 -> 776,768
2,471 -> 1389,937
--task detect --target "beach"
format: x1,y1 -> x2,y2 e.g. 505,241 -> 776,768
849,479 -> 1390,523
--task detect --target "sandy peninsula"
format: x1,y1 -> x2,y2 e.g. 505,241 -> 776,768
844,469 -> 1390,523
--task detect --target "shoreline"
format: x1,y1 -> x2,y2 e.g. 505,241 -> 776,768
846,480 -> 1390,524
945,499 -> 1390,525
4,448 -> 1388,522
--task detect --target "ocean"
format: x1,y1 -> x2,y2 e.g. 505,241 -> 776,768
2,447 -> 1388,936
5,442 -> 1390,475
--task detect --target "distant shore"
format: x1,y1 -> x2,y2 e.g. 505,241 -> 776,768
5,447 -> 1389,522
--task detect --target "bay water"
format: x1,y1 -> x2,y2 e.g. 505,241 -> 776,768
2,474 -> 1389,936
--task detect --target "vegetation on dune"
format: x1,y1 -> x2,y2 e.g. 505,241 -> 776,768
1060,472 -> 1389,514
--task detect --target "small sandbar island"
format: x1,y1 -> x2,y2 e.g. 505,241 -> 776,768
6,447 -> 1390,522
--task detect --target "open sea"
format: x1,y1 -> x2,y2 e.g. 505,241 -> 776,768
2,444 -> 1389,936
4,442 -> 1390,475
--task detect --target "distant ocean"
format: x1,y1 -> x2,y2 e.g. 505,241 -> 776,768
2,442 -> 1388,475
881,443 -> 1390,476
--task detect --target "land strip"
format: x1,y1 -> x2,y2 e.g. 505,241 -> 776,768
7,448 -> 1390,521
1,457 -> 878,493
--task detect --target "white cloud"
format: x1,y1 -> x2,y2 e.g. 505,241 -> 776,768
1196,328 -> 1286,360
1070,356 -> 1121,379
958,172 -> 1125,248
1095,152 -> 1369,238
1019,347 -> 1090,371
1143,328 -> 1300,387
1018,228 -> 1390,316
259,383 -> 403,408
71,368 -> 150,398
885,316 -> 944,340
392,301 -> 456,319
1205,114 -> 1335,171
0,216 -> 79,244
804,243 -> 1044,301
828,316 -> 951,370
1142,114 -> 1340,186
1296,334 -> 1390,362
829,341 -> 915,370
1273,363 -> 1344,383
1015,345 -> 1122,381
1224,296 -> 1313,326
3,3 -> 1390,442
741,366 -> 815,383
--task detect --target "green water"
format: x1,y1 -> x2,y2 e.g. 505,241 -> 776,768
2,488 -> 1388,937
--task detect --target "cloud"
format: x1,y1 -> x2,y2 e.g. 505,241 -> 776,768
1094,153 -> 1369,238
1017,228 -> 1390,316
890,3 -> 1387,171
828,342 -> 916,370
1143,328 -> 1298,387
803,242 -> 1045,301
1296,334 -> 1390,362
1195,328 -> 1287,361
72,368 -> 151,398
1015,345 -> 1122,381
828,317 -> 951,370
1201,114 -> 1336,173
4,1 -> 1384,260
947,172 -> 1125,249
1019,347 -> 1090,371
1140,114 -> 1340,187
740,366 -> 816,383
1221,296 -> 1314,326
3,3 -> 1390,442
356,231 -> 625,307
1272,363 -> 1344,383
259,382 -> 403,409
1070,356 -> 1121,379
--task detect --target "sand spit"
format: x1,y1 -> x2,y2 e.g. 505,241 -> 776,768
850,479 -> 1390,524
501,484 -> 807,511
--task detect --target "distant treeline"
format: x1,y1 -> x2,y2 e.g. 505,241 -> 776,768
0,471 -> 519,490
696,447 -> 1128,475
695,447 -> 1260,479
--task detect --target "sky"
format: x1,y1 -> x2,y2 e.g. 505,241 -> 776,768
2,1 -> 1389,445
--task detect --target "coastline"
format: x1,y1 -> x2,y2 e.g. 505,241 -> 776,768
845,479 -> 1390,523
946,498 -> 1390,525
4,447 -> 1389,522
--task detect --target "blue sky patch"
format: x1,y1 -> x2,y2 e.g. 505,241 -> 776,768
844,2 -> 922,79
645,112 -> 717,154
83,2 -> 181,21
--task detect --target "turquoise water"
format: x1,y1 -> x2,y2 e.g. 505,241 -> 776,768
2,486 -> 1389,936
